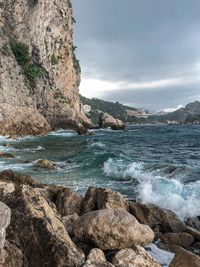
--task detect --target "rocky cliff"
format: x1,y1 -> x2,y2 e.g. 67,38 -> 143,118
0,0 -> 90,136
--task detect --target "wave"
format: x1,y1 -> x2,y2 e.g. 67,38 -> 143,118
90,142 -> 106,149
103,158 -> 200,220
48,130 -> 77,137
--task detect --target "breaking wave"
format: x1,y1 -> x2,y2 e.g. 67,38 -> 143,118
103,158 -> 200,220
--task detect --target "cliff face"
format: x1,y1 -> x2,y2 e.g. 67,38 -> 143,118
0,0 -> 90,136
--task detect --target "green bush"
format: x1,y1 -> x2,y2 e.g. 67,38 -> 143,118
24,64 -> 47,88
10,39 -> 29,65
51,54 -> 59,65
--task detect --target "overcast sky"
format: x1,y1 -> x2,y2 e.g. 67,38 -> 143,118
73,0 -> 200,111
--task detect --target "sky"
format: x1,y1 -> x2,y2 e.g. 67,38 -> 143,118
73,0 -> 200,111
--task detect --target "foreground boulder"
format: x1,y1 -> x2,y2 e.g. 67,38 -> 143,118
83,248 -> 114,267
99,113 -> 125,130
74,209 -> 154,250
168,245 -> 200,267
112,246 -> 161,267
0,202 -> 11,265
4,185 -> 85,267
1,241 -> 24,267
82,187 -> 128,214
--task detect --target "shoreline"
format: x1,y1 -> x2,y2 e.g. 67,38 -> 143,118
0,170 -> 200,266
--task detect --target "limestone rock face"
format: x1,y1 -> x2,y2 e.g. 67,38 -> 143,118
0,0 -> 90,136
82,187 -> 128,214
74,209 -> 155,250
4,185 -> 85,267
99,113 -> 125,130
112,247 -> 161,267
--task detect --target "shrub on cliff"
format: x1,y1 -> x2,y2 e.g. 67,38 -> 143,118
24,64 -> 47,88
10,39 -> 29,65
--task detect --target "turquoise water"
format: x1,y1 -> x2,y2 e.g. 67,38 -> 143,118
1,125 -> 200,219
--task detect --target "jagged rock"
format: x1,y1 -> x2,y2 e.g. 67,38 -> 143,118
1,241 -> 24,267
129,201 -> 186,233
35,159 -> 57,170
56,188 -> 83,216
160,232 -> 195,248
99,113 -> 125,130
4,185 -> 85,267
81,187 -> 128,214
185,226 -> 200,241
0,170 -> 37,187
83,249 -> 114,267
0,182 -> 15,200
186,217 -> 200,231
0,202 -> 11,265
0,153 -> 14,159
168,245 -> 200,267
74,209 -> 154,250
62,213 -> 79,236
112,246 -> 161,267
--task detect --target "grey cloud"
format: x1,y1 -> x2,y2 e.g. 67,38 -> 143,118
72,0 -> 200,109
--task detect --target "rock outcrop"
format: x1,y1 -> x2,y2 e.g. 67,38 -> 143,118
0,0 -> 91,136
73,209 -> 155,250
99,113 -> 125,130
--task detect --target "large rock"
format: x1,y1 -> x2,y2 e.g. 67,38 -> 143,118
99,113 -> 125,130
186,217 -> 200,231
74,209 -> 154,250
129,201 -> 186,233
82,187 -> 128,214
1,241 -> 24,267
4,185 -> 85,267
0,181 -> 15,200
169,245 -> 200,267
0,202 -> 11,265
0,170 -> 37,187
112,247 -> 161,267
160,232 -> 195,248
83,249 -> 114,267
56,188 -> 83,216
62,213 -> 79,237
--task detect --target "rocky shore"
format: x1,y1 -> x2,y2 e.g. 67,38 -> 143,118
0,170 -> 200,267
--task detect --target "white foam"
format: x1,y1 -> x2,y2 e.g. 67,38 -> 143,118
90,142 -> 106,148
48,130 -> 77,137
145,244 -> 175,267
103,158 -> 200,220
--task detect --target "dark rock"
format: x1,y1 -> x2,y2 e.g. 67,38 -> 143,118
35,159 -> 57,170
62,213 -> 79,237
1,240 -> 24,267
0,170 -> 37,187
160,232 -> 195,248
186,217 -> 200,231
128,201 -> 186,233
56,188 -> 83,216
0,153 -> 14,159
168,245 -> 200,267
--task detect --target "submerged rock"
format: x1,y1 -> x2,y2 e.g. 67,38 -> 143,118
0,153 -> 14,159
35,159 -> 57,170
112,246 -> 161,267
74,209 -> 154,250
99,113 -> 125,130
81,187 -> 128,214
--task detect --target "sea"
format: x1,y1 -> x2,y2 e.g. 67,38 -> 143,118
1,124 -> 200,221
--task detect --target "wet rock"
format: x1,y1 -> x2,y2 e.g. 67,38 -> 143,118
82,187 -> 128,214
62,213 -> 79,236
99,113 -> 125,130
185,226 -> 200,241
168,245 -> 200,267
186,217 -> 200,231
56,188 -> 83,216
0,202 -> 11,265
112,246 -> 161,267
4,185 -> 85,267
160,232 -> 195,248
74,209 -> 154,250
0,153 -> 14,159
0,170 -> 37,187
35,159 -> 57,170
1,144 -> 12,148
129,201 -> 186,233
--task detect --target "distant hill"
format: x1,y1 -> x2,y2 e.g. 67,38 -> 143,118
147,101 -> 200,124
80,95 -> 137,125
